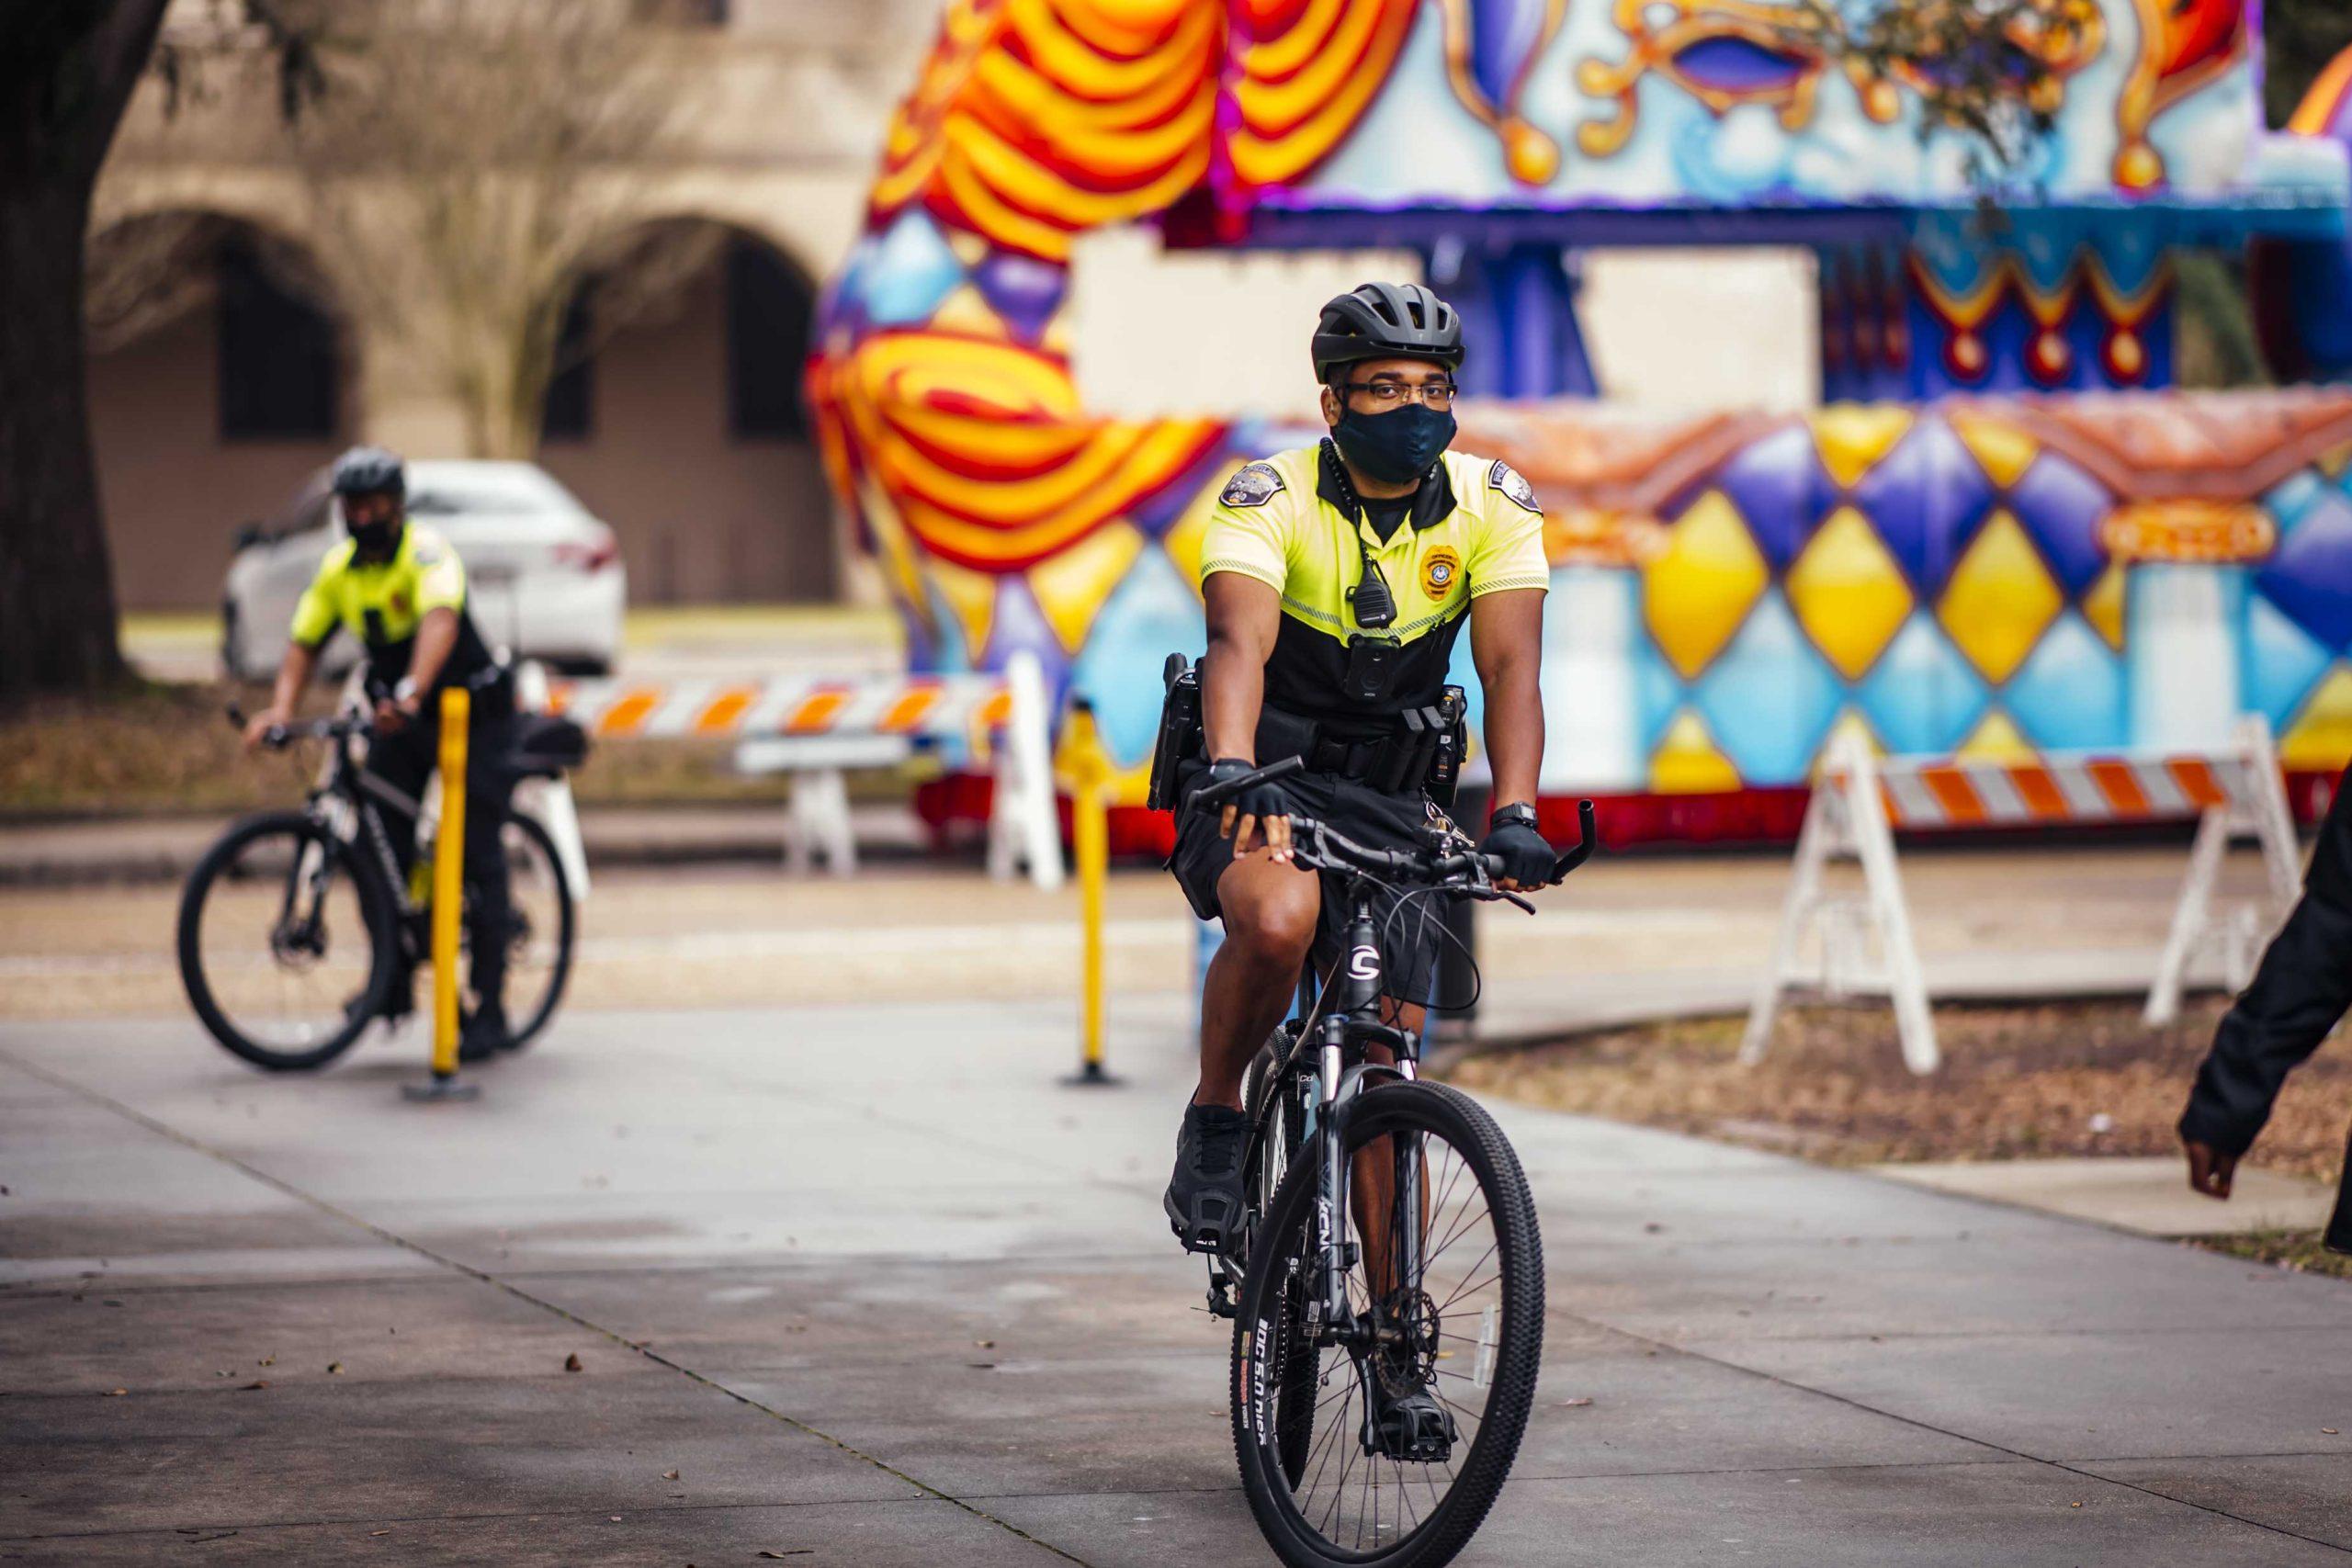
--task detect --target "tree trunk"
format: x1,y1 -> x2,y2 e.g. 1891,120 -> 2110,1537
0,184 -> 127,698
0,1 -> 174,700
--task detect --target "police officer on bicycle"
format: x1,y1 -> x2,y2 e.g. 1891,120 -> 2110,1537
1163,282 -> 1554,1250
243,446 -> 519,1060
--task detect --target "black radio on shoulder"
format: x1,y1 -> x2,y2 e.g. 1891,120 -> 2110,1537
1346,556 -> 1396,629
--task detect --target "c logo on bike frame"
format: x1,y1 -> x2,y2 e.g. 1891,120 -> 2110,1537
1346,944 -> 1379,980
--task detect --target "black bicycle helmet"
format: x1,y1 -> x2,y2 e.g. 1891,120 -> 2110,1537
330,445 -> 406,500
1311,281 -> 1464,385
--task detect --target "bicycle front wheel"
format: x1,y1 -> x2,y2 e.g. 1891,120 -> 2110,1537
1232,1081 -> 1544,1568
177,811 -> 395,1071
478,809 -> 574,1050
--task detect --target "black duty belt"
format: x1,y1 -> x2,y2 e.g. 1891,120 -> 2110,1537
1255,693 -> 1465,800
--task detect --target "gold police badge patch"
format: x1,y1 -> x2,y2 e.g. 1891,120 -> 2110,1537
1420,545 -> 1462,599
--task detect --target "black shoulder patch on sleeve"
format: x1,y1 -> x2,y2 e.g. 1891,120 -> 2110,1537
1489,458 -> 1540,513
1218,461 -> 1284,509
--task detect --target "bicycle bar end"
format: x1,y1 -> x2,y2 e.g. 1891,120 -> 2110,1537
1549,799 -> 1599,882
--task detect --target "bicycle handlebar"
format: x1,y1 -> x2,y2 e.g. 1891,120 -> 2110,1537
1186,758 -> 1599,893
224,702 -> 371,752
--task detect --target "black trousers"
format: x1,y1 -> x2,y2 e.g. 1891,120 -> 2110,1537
368,683 -> 515,1010
2180,760 -> 2352,1245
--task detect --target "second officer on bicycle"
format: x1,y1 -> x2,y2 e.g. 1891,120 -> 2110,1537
1163,282 -> 1553,1247
243,446 -> 519,1060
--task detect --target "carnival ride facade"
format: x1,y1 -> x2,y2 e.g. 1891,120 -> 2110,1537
808,0 -> 2352,838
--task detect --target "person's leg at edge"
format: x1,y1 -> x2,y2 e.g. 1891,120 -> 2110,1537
461,762 -> 514,1046
458,689 -> 517,1057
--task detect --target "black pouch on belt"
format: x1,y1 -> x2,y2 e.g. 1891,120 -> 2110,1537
1370,708 -> 1428,795
1252,705 -> 1320,771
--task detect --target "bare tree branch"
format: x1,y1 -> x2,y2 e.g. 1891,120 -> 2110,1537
1783,0 -> 2102,186
275,0 -> 687,457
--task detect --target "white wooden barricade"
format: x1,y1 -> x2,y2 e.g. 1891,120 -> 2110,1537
512,660 -> 592,898
1743,716 -> 2301,1077
547,651 -> 1064,890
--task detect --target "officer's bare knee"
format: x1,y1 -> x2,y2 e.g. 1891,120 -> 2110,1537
1220,863 -> 1318,964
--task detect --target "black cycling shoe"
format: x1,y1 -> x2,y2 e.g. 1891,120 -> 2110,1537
1164,1101 -> 1250,1255
1364,1363 -> 1459,1462
457,1004 -> 511,1064
382,964 -> 415,1024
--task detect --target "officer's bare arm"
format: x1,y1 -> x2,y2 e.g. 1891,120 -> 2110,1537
1202,573 -> 1281,764
246,640 -> 321,748
406,607 -> 461,699
1469,588 -> 1544,810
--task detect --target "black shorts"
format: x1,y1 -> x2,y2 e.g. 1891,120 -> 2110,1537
1169,759 -> 1450,1007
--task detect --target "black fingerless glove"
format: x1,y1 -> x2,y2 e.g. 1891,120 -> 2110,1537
1480,811 -> 1554,886
1204,757 -> 1292,828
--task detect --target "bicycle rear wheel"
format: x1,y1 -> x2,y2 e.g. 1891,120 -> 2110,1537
1232,1081 -> 1544,1568
177,811 -> 395,1071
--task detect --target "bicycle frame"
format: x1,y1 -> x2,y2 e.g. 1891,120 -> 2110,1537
1213,873 -> 1423,1340
293,718 -> 426,930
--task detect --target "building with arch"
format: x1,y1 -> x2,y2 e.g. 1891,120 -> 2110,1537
88,0 -> 932,610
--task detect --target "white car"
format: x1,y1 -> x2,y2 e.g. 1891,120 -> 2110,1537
223,460 -> 627,680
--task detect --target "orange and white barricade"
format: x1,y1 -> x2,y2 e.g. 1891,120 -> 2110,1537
1742,717 -> 2300,1076
547,652 -> 1062,888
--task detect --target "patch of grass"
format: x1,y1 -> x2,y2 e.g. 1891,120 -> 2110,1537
1447,998 -> 2352,1185
2198,1229 -> 2352,1280
0,682 -> 921,816
0,682 -> 296,816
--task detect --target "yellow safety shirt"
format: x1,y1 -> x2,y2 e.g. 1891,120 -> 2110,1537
288,523 -> 492,686
1199,441 -> 1549,732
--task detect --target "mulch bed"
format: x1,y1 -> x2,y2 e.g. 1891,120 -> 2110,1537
1449,998 -> 2352,1276
1447,998 -> 2352,1182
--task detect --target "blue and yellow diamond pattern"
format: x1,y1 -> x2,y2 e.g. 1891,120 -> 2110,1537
1637,407 -> 2352,789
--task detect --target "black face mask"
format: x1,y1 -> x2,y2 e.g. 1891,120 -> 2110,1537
348,518 -> 401,560
1330,402 -> 1455,488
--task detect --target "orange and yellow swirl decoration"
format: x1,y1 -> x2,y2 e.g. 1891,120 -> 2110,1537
819,0 -> 1421,608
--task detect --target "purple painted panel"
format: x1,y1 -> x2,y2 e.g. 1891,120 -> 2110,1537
1851,416 -> 1996,592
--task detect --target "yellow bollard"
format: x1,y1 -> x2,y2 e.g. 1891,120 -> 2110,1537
1064,700 -> 1118,1087
404,686 -> 480,1101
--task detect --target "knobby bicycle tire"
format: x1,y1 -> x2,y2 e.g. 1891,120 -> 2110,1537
177,810 -> 397,1072
486,810 -> 575,1051
1231,1080 -> 1544,1568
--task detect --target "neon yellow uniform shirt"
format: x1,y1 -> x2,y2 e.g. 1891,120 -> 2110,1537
1199,442 -> 1549,732
288,523 -> 492,687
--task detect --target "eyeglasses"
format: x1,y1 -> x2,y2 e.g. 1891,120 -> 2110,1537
1342,379 -> 1456,411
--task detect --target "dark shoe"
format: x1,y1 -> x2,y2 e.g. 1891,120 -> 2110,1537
1164,1102 -> 1250,1255
1364,1364 -> 1458,1462
381,964 -> 416,1023
458,1005 -> 511,1064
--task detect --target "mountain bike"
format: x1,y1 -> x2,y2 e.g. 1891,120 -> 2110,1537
176,702 -> 575,1071
1189,757 -> 1595,1568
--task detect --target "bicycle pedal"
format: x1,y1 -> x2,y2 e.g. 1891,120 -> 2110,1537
1204,1266 -> 1237,1320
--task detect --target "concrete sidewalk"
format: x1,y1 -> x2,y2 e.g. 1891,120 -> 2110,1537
6,999 -> 2352,1564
